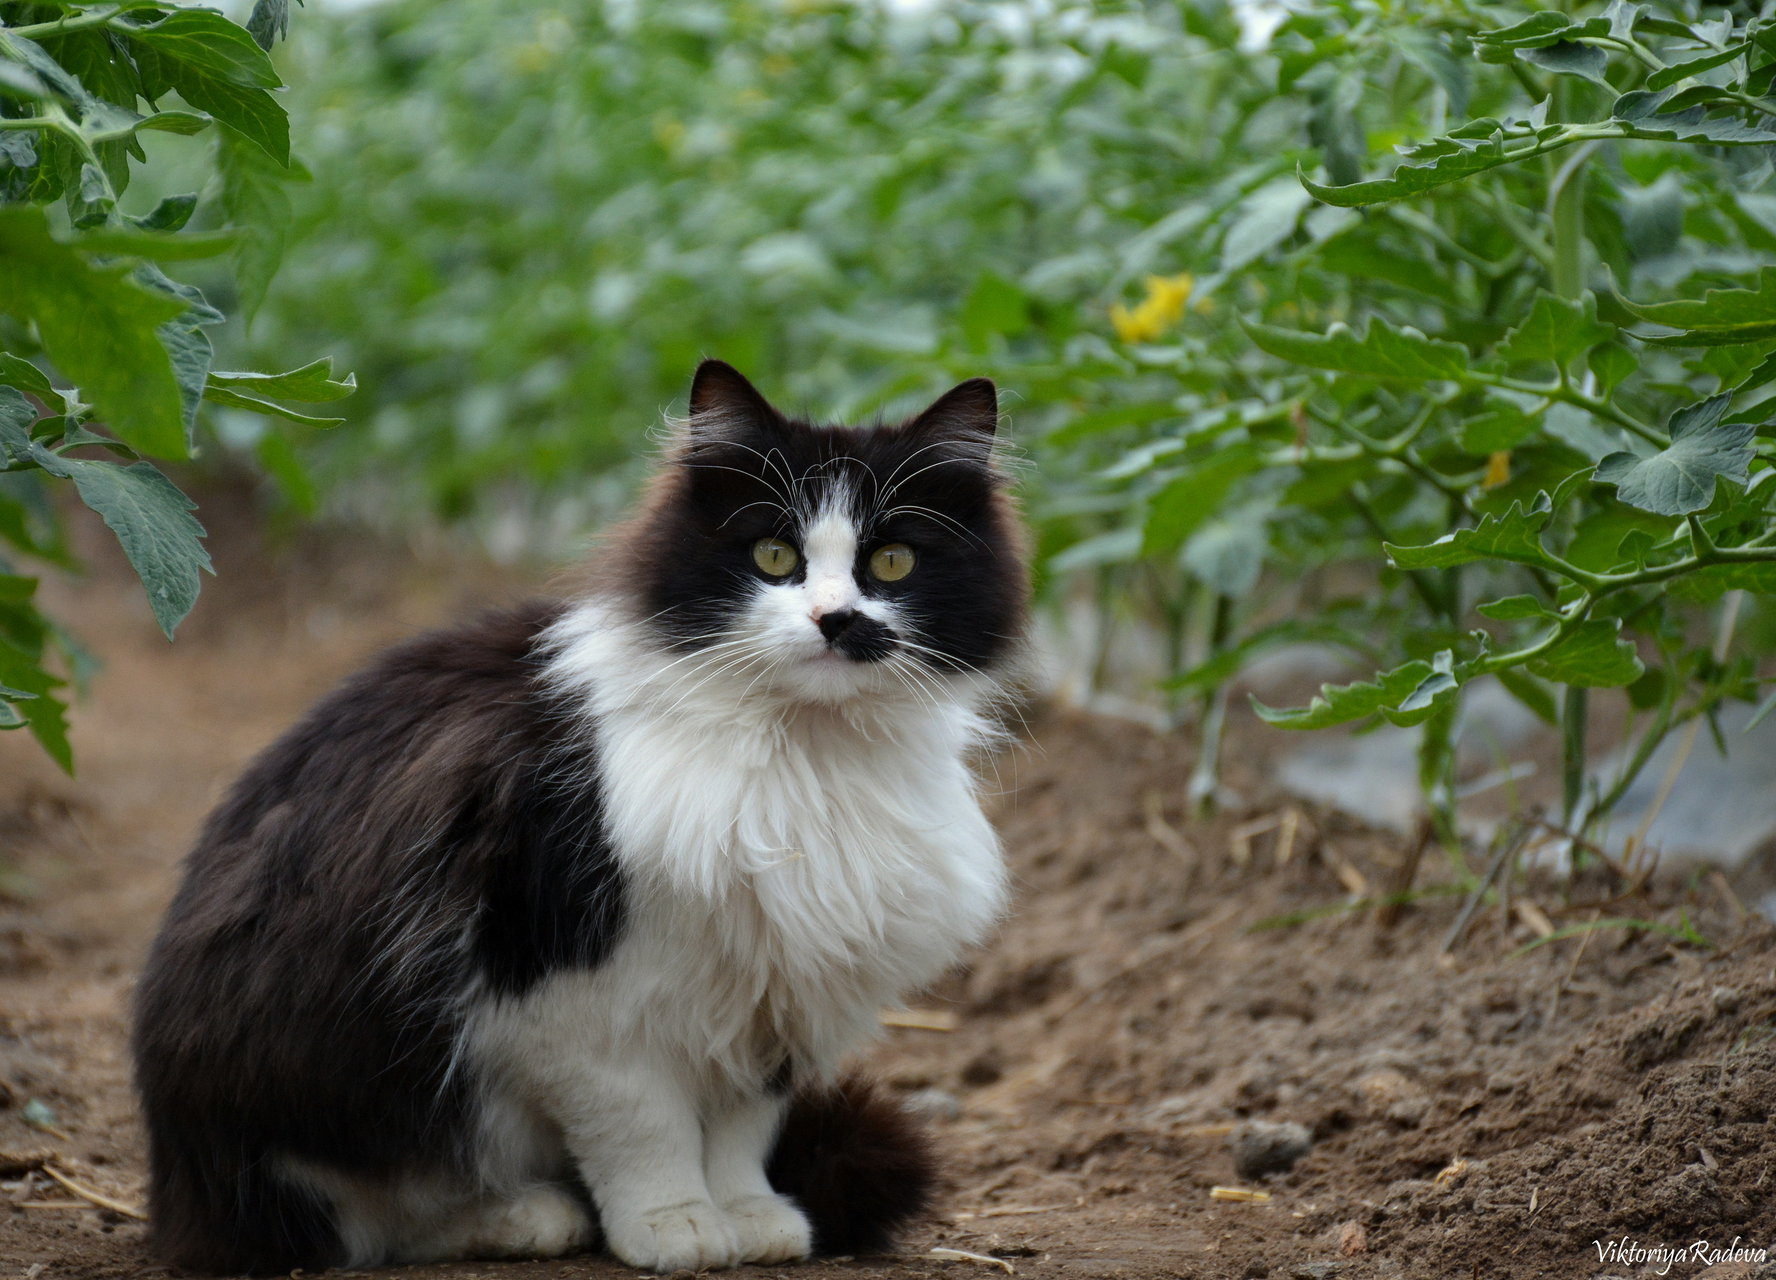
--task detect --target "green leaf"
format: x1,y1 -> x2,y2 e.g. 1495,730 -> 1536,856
1142,443 -> 1261,554
60,459 -> 210,638
1251,656 -> 1451,730
247,0 -> 293,52
959,272 -> 1028,349
1645,42 -> 1749,91
1617,268 -> 1776,345
218,126 -> 296,316
1220,178 -> 1312,272
136,109 -> 213,136
177,84 -> 289,167
1384,492 -> 1556,570
200,384 -> 344,426
1497,292 -> 1613,368
67,225 -> 235,261
119,9 -> 283,90
1244,318 -> 1469,381
0,352 -> 56,401
131,193 -> 198,234
206,358 -> 355,402
1595,395 -> 1753,515
1474,12 -> 1608,49
1300,128 -> 1552,208
1458,403 -> 1539,453
0,206 -> 187,458
1520,41 -> 1611,87
1526,618 -> 1645,687
0,636 -> 69,771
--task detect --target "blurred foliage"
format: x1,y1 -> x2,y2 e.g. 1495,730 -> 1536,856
230,0 -> 1776,842
0,0 -> 350,769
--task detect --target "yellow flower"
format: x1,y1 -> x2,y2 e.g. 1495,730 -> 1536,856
1483,451 -> 1512,489
1111,272 -> 1194,343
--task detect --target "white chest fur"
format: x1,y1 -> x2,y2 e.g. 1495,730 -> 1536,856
527,601 -> 1007,1084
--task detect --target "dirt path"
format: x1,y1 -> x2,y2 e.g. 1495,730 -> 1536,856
3,516 -> 1774,1280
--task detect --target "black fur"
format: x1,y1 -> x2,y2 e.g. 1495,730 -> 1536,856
626,360 -> 1025,672
132,600 -> 625,1273
769,1077 -> 937,1255
133,363 -> 1020,1273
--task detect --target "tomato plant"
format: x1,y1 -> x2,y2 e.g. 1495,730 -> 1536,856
0,0 -> 350,767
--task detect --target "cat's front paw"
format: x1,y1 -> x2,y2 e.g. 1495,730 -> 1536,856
722,1193 -> 813,1264
605,1199 -> 741,1272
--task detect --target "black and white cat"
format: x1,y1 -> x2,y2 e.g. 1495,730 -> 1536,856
131,361 -> 1029,1274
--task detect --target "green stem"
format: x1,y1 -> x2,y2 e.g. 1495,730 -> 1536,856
4,6 -> 122,39
1560,684 -> 1589,833
1548,84 -> 1588,302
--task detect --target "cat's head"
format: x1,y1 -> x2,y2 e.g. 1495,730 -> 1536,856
608,360 -> 1028,705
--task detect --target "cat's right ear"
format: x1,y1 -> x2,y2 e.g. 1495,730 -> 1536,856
686,360 -> 780,440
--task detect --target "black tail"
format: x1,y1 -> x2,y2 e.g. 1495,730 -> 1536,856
143,1120 -> 343,1274
766,1076 -> 936,1255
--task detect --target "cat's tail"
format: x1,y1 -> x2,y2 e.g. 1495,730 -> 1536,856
766,1075 -> 936,1255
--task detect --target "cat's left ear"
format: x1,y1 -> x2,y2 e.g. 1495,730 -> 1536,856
905,378 -> 999,458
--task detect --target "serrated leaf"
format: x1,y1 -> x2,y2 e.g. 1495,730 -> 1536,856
60,458 -> 210,637
1497,292 -> 1614,368
1618,268 -> 1776,344
200,385 -> 344,426
1646,41 -> 1749,91
1251,657 -> 1447,730
1520,41 -> 1612,87
1474,12 -> 1609,48
1526,618 -> 1645,687
218,125 -> 296,316
1595,394 -> 1753,515
1385,493 -> 1556,570
0,206 -> 187,457
247,0 -> 294,52
206,358 -> 355,402
1244,317 -> 1469,381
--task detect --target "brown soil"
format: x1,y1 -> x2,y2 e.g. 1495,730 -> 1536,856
3,509 -> 1774,1280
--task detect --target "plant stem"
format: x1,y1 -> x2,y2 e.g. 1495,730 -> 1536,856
1560,684 -> 1589,834
5,6 -> 122,39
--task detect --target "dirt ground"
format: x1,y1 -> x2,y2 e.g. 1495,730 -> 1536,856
3,508 -> 1775,1280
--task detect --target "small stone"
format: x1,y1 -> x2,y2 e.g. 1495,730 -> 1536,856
1337,1220 -> 1368,1256
1231,1120 -> 1314,1179
1290,1263 -> 1344,1280
901,1088 -> 962,1120
1712,986 -> 1744,1014
959,1050 -> 1002,1088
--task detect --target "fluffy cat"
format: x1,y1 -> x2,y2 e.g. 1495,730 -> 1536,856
131,360 -> 1029,1274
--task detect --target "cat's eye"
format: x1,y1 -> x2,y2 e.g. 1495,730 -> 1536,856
869,544 -> 916,582
752,537 -> 800,577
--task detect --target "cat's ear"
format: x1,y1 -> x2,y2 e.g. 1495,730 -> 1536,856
905,378 -> 999,457
687,360 -> 780,438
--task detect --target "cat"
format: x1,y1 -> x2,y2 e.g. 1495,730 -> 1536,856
130,360 -> 1030,1274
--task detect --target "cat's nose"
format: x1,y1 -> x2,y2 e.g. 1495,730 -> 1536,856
816,609 -> 858,642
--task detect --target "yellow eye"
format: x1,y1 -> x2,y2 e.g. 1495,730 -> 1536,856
752,537 -> 800,577
869,543 -> 916,582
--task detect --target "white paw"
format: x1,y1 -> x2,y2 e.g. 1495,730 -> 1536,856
722,1193 -> 813,1265
465,1183 -> 595,1259
605,1199 -> 741,1272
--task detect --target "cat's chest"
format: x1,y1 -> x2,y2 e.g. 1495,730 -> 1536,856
592,700 -> 1004,979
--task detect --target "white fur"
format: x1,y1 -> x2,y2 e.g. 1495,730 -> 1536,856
314,558 -> 1009,1271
